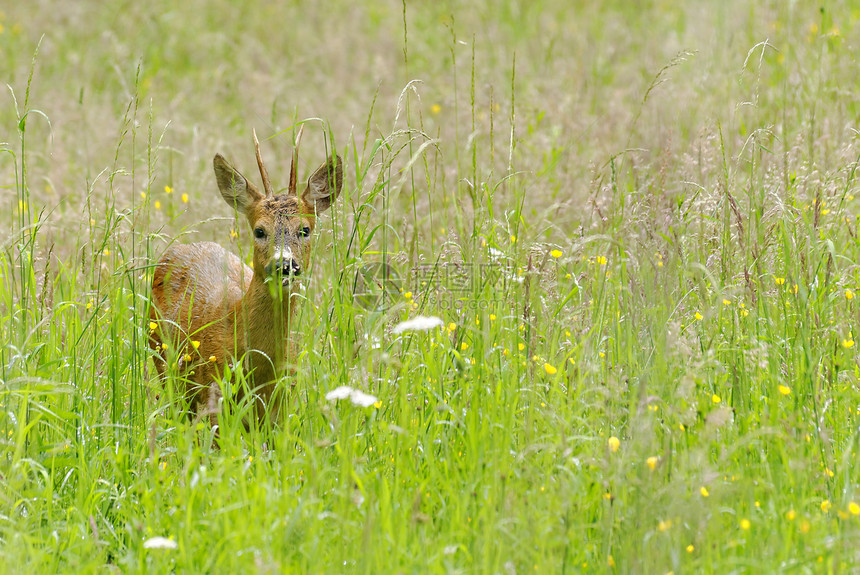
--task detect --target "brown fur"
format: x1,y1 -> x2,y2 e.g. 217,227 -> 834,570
149,142 -> 343,428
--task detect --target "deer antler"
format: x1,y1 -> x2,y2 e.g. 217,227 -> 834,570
288,124 -> 305,196
253,129 -> 274,197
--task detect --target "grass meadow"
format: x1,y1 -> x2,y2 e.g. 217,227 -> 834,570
3,0 -> 860,572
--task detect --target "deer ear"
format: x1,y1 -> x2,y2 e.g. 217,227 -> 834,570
214,154 -> 264,215
301,155 -> 343,214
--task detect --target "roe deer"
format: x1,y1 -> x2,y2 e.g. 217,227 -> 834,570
149,130 -> 342,427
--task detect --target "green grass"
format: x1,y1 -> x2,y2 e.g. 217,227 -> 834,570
3,0 -> 860,572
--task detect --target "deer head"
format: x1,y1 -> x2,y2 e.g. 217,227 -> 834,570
213,131 -> 343,286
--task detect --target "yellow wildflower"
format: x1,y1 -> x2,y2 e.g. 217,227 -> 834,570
608,436 -> 620,452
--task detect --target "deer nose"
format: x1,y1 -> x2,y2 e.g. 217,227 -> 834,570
266,257 -> 301,277
265,247 -> 301,277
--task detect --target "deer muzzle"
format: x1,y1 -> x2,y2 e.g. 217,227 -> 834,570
266,246 -> 301,283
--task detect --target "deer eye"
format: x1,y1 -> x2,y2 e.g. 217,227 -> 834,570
254,227 -> 266,239
299,226 -> 311,238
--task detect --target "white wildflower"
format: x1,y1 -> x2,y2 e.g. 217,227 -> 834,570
349,389 -> 379,407
143,536 -> 178,550
392,315 -> 444,334
325,386 -> 379,407
325,386 -> 353,401
364,334 -> 382,350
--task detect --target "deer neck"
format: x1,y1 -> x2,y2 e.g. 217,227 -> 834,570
232,277 -> 299,378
